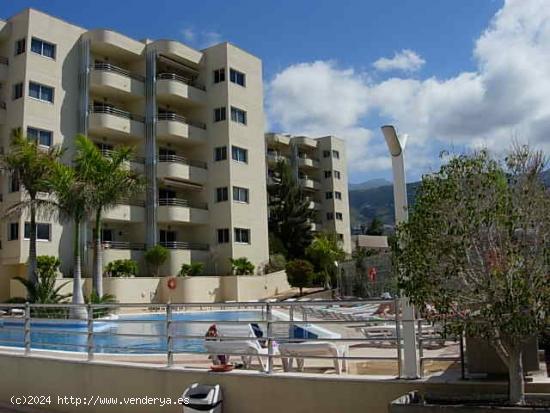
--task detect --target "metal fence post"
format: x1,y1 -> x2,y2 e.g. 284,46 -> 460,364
87,303 -> 94,361
394,298 -> 402,378
266,303 -> 273,374
24,303 -> 31,355
417,320 -> 423,377
166,304 -> 173,367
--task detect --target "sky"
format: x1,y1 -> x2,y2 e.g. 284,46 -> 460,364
4,0 -> 550,184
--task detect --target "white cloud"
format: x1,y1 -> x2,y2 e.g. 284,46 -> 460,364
181,27 -> 222,49
267,0 -> 550,179
373,49 -> 425,72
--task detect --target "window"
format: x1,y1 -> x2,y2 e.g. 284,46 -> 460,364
216,187 -> 228,202
9,174 -> 20,193
160,230 -> 176,243
8,223 -> 19,241
13,82 -> 23,100
326,212 -> 334,221
213,68 -> 225,84
15,38 -> 26,55
324,170 -> 332,178
335,191 -> 342,200
233,186 -> 249,203
323,150 -> 331,158
27,127 -> 53,147
231,146 -> 248,163
334,170 -> 341,179
234,228 -> 250,244
230,106 -> 247,124
217,228 -> 230,244
336,212 -> 343,220
338,233 -> 344,241
332,150 -> 340,159
24,223 -> 51,241
159,188 -> 176,199
214,107 -> 226,122
230,68 -> 246,86
214,146 -> 227,161
29,82 -> 54,103
102,229 -> 113,242
325,192 -> 333,200
31,37 -> 56,59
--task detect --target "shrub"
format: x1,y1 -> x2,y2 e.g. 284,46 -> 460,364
178,262 -> 204,277
285,259 -> 314,295
105,259 -> 138,277
230,257 -> 255,275
144,245 -> 169,277
265,254 -> 286,273
86,292 -> 117,319
36,255 -> 61,279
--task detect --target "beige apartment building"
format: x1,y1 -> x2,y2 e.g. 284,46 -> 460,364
265,133 -> 352,253
0,8 -> 270,298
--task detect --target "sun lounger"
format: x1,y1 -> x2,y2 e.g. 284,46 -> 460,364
360,324 -> 397,346
278,341 -> 348,374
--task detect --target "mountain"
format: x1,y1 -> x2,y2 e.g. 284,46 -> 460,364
348,178 -> 391,191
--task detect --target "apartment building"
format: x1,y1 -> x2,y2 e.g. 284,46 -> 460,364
0,9 -> 269,297
265,133 -> 352,253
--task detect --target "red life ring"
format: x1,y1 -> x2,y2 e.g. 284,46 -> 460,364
167,277 -> 177,290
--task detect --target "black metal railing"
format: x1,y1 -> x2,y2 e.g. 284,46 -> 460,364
158,198 -> 208,210
95,241 -> 146,250
157,72 -> 205,91
100,149 -> 145,164
90,104 -> 145,123
159,241 -> 209,250
92,62 -> 145,82
158,154 -> 207,169
157,112 -> 206,130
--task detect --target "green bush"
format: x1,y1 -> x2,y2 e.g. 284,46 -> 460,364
144,245 -> 169,277
178,262 -> 204,277
230,257 -> 255,275
285,259 -> 314,295
105,259 -> 138,277
36,255 -> 61,279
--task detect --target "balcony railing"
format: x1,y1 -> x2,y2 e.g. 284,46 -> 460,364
100,149 -> 145,164
0,56 -> 8,65
92,62 -> 145,82
90,105 -> 145,123
97,241 -> 146,250
157,112 -> 206,130
159,241 -> 209,251
300,176 -> 320,183
158,154 -> 207,169
158,197 -> 208,210
157,72 -> 205,91
115,198 -> 146,207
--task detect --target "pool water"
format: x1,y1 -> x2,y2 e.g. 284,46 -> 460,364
0,310 -> 268,354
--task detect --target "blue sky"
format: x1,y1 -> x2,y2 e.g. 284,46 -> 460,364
5,1 -> 549,184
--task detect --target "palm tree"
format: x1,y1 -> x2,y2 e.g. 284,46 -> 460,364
306,233 -> 345,290
0,130 -> 62,287
74,136 -> 143,297
230,257 -> 255,275
48,156 -> 94,319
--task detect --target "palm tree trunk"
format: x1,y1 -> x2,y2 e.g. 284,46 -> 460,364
27,200 -> 38,287
70,220 -> 87,320
92,208 -> 103,297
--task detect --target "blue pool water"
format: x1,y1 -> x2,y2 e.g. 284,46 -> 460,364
0,310 -> 269,354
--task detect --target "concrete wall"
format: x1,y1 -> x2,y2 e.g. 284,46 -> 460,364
0,353 -> 548,413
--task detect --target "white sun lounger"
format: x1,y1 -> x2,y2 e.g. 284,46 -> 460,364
360,324 -> 397,346
278,342 -> 348,374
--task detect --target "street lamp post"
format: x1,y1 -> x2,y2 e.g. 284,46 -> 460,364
381,125 -> 419,379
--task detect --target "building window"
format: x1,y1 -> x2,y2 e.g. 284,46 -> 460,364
332,150 -> 340,159
160,229 -> 176,243
335,191 -> 342,200
14,38 -> 26,55
338,233 -> 344,241
233,186 -> 249,203
213,68 -> 225,83
216,187 -> 228,202
230,106 -> 247,125
29,82 -> 54,103
325,192 -> 333,200
323,150 -> 331,158
214,146 -> 227,161
231,146 -> 248,163
326,212 -> 334,221
30,37 -> 56,59
234,228 -> 250,244
9,174 -> 20,193
336,212 -> 343,220
334,170 -> 341,179
230,68 -> 246,86
214,107 -> 226,122
324,170 -> 332,178
27,127 -> 53,147
102,229 -> 113,242
24,222 -> 51,241
13,82 -> 23,100
8,223 -> 19,241
217,228 -> 229,244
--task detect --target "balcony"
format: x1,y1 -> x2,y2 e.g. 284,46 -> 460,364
156,73 -> 206,106
89,105 -> 145,140
293,136 -> 318,149
85,29 -> 145,59
95,241 -> 146,266
90,62 -> 145,98
0,101 -> 5,125
297,156 -> 320,169
266,133 -> 291,147
156,113 -> 206,144
102,200 -> 145,222
300,177 -> 321,190
266,153 -> 288,164
159,241 -> 209,251
160,244 -> 209,276
157,154 -> 207,185
157,198 -> 209,224
0,56 -> 7,82
100,149 -> 144,174
307,200 -> 322,210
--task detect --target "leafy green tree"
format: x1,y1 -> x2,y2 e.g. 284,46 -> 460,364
268,160 -> 315,259
105,259 -> 138,277
306,232 -> 346,289
14,255 -> 70,304
230,257 -> 255,275
365,216 -> 384,235
395,147 -> 550,405
178,262 -> 204,277
75,135 -> 143,297
145,245 -> 169,277
1,130 -> 62,287
286,259 -> 314,295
